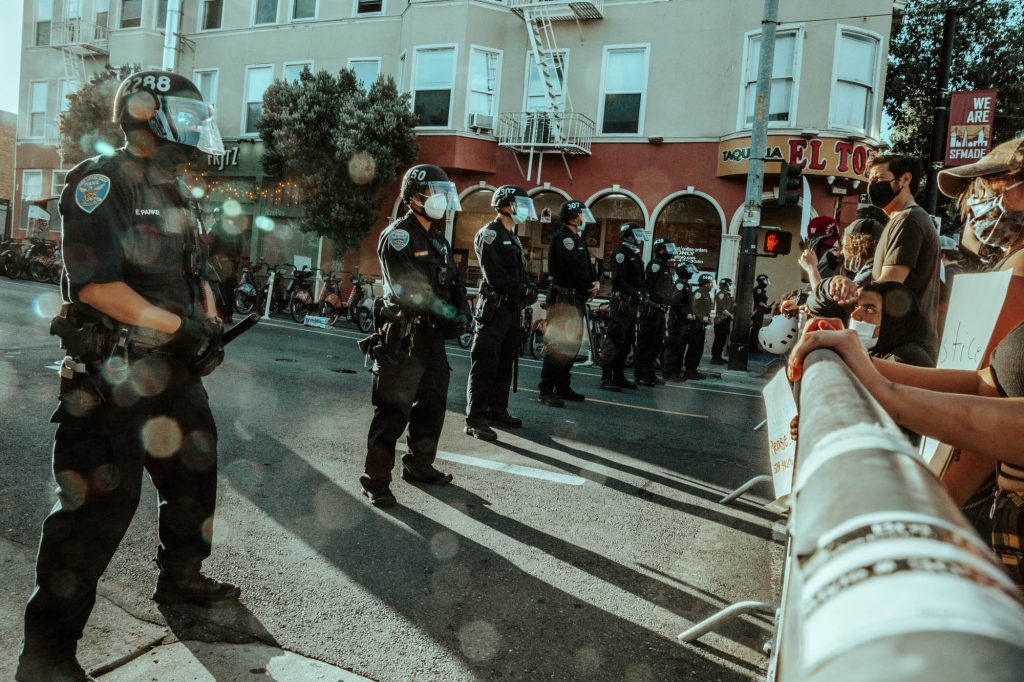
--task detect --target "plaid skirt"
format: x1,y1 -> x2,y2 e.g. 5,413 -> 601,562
991,490 -> 1024,590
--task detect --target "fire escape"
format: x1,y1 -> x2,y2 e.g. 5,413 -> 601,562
50,1 -> 110,138
499,0 -> 604,184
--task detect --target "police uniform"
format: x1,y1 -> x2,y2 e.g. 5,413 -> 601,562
688,284 -> 714,374
21,150 -> 227,670
362,214 -> 470,491
466,219 -> 531,424
539,226 -> 594,396
749,284 -> 770,351
635,256 -> 673,383
712,288 -> 735,363
663,279 -> 694,380
601,242 -> 644,384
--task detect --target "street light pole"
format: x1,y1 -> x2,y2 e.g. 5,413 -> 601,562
923,6 -> 959,216
728,0 -> 779,372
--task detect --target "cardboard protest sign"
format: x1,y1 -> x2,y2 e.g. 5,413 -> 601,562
762,369 -> 799,504
923,270 -> 1012,475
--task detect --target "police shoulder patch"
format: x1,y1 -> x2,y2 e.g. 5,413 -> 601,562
615,252 -> 625,263
563,237 -> 575,251
676,283 -> 684,290
75,174 -> 111,214
388,229 -> 411,251
717,293 -> 725,300
694,292 -> 702,300
651,263 -> 661,273
482,229 -> 497,245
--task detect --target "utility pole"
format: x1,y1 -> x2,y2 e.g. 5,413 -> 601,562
923,6 -> 958,215
161,0 -> 184,72
728,0 -> 778,372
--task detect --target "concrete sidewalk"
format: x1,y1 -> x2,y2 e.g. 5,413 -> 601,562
0,538 -> 371,681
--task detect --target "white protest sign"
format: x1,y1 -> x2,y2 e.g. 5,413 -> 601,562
923,269 -> 1012,474
762,369 -> 799,504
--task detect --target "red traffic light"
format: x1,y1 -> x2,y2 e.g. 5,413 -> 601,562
763,229 -> 792,256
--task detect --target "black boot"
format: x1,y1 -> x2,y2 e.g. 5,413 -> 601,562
360,481 -> 397,507
599,377 -> 622,392
401,466 -> 453,485
538,391 -> 565,407
613,375 -> 637,389
555,386 -> 586,401
153,570 -> 241,607
464,419 -> 498,441
16,646 -> 93,682
487,410 -> 523,428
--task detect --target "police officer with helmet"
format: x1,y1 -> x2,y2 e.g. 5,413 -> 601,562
663,262 -> 697,381
360,164 -> 471,506
686,273 -> 715,379
464,185 -> 537,441
599,222 -> 646,391
749,273 -> 772,351
538,200 -> 598,406
635,237 -> 676,386
18,71 -> 238,681
711,278 -> 735,365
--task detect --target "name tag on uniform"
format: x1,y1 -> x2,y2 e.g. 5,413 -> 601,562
414,250 -> 429,257
503,240 -> 511,245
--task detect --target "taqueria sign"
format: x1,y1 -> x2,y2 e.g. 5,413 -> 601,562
717,135 -> 879,180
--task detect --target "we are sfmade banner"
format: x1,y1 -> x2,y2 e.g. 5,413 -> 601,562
945,90 -> 997,167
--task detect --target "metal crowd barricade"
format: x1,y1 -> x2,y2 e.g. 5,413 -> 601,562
683,349 -> 1024,681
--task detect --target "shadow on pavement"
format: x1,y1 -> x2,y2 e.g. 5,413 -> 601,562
221,431 -> 751,681
421,485 -> 771,655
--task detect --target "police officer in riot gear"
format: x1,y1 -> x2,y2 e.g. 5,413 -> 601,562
538,200 -> 598,406
600,223 -> 646,391
635,237 -> 676,386
663,262 -> 697,381
465,186 -> 537,441
711,277 -> 735,365
17,71 -> 238,682
686,273 -> 714,379
360,164 -> 471,506
749,273 -> 772,352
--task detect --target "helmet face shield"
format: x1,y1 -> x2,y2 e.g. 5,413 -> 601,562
579,207 -> 596,224
512,195 -> 538,221
662,243 -> 678,256
420,180 -> 461,219
153,96 -> 225,155
628,228 -> 646,244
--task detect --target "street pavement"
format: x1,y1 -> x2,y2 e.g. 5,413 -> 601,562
0,277 -> 783,681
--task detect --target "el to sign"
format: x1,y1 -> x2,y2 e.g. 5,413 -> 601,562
207,147 -> 240,170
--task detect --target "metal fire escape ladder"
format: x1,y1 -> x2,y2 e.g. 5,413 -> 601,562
522,9 -> 567,183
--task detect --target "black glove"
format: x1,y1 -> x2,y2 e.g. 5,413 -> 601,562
175,317 -> 224,376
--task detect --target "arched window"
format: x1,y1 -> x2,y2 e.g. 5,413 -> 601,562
653,195 -> 723,274
589,193 -> 645,294
451,188 -> 495,286
521,190 -> 569,279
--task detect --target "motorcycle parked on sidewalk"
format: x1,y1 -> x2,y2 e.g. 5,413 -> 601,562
347,274 -> 375,333
29,244 -> 62,284
287,266 -> 318,323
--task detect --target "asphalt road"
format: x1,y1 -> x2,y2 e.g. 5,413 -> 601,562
0,277 -> 782,681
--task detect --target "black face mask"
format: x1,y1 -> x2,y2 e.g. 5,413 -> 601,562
868,179 -> 900,208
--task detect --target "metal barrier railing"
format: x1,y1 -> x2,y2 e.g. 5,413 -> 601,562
772,349 -> 1024,681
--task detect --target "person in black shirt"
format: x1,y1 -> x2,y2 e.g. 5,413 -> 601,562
711,278 -> 735,365
663,262 -> 697,381
360,164 -> 471,506
600,223 -> 646,391
538,200 -> 598,406
635,238 -> 676,386
17,71 -> 239,682
749,274 -> 772,352
464,186 -> 537,441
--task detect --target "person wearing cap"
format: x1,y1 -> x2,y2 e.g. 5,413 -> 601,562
827,154 -> 941,360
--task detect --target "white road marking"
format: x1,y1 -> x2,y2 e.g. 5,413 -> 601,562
435,450 -> 586,486
46,361 -> 61,372
519,388 -> 709,420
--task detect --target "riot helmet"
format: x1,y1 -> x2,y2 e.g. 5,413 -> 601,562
719,277 -> 733,291
112,70 -> 224,157
676,262 -> 697,282
491,185 -> 537,225
652,238 -> 677,259
697,273 -> 714,287
620,222 -> 647,246
560,200 -> 595,226
401,164 -> 461,220
756,274 -> 771,288
758,314 -> 799,355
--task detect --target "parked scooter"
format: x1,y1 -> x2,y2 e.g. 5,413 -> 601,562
287,266 -> 317,323
347,274 -> 375,333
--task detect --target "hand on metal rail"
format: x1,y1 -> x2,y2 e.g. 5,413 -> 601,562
786,317 -> 859,382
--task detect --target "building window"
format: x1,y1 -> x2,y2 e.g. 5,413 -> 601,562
200,0 -> 223,30
29,82 -> 48,138
59,79 -> 78,113
355,0 -> 384,14
36,0 -> 52,46
291,0 -> 316,21
349,59 -> 381,92
830,30 -> 880,134
525,51 -> 566,113
157,0 -> 168,28
22,170 -> 43,199
243,65 -> 273,135
740,30 -> 800,127
255,0 -> 278,25
193,69 -> 219,108
653,195 -> 723,275
95,0 -> 109,37
600,46 -> 648,135
468,47 -> 500,121
413,46 -> 456,127
283,61 -> 312,84
120,0 -> 141,28
51,170 -> 69,198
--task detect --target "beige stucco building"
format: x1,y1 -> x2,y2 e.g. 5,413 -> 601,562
15,0 -> 906,298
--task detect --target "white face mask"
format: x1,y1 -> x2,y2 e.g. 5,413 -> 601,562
849,318 -> 878,350
511,205 -> 530,225
423,193 -> 448,220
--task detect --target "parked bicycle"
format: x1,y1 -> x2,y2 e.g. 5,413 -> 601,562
29,244 -> 62,284
2,238 -> 56,280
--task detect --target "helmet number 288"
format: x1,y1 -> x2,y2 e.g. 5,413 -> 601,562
128,75 -> 172,94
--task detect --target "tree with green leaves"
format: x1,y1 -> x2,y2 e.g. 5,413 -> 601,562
258,68 -> 419,251
886,0 -> 1024,223
57,64 -> 140,166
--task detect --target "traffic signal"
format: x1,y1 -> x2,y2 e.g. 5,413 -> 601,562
778,161 -> 803,205
762,229 -> 792,256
